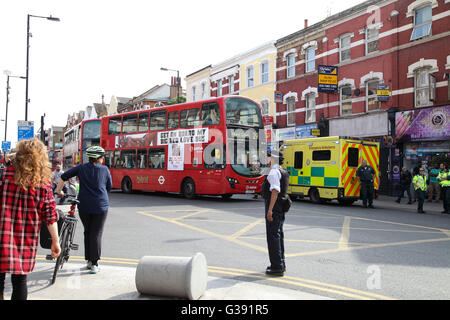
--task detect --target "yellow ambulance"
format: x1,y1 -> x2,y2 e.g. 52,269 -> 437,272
282,136 -> 380,205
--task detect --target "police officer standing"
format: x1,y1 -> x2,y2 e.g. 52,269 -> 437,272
438,163 -> 450,214
356,159 -> 376,209
413,168 -> 428,214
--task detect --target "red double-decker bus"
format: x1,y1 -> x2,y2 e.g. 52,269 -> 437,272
63,119 -> 102,170
100,96 -> 267,198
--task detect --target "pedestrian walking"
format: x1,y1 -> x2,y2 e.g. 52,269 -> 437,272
0,139 -> 60,300
412,168 -> 427,214
356,159 -> 376,209
427,163 -> 441,202
437,163 -> 450,214
262,150 -> 289,276
395,167 -> 413,204
55,146 -> 112,274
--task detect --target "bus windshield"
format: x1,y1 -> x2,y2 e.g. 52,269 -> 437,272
225,97 -> 263,128
82,120 -> 101,163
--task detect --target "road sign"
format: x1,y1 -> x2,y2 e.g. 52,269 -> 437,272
377,84 -> 390,101
18,120 -> 34,142
318,65 -> 338,93
2,141 -> 11,153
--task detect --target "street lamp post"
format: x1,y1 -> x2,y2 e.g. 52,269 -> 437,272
3,70 -> 26,142
25,14 -> 60,121
160,67 -> 180,103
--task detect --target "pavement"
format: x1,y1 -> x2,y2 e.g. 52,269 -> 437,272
1,194 -> 447,301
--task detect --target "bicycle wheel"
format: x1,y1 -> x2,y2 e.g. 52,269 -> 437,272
51,223 -> 72,285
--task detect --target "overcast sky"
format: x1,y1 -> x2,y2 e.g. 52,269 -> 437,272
0,0 -> 365,146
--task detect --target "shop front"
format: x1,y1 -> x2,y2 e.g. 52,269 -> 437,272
394,105 -> 450,191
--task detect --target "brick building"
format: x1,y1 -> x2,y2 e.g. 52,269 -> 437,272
274,0 -> 450,194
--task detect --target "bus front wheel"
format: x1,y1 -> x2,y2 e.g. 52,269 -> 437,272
182,178 -> 196,199
121,177 -> 132,194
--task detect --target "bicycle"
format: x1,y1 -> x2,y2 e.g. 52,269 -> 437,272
46,198 -> 80,284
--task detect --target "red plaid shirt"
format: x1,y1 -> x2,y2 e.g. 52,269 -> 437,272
0,166 -> 58,274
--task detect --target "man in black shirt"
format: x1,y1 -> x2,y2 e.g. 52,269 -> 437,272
357,160 -> 376,209
395,167 -> 413,204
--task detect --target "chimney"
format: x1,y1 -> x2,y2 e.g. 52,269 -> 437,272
304,19 -> 308,29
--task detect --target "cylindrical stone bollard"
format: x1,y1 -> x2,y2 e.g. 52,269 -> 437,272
135,252 -> 208,300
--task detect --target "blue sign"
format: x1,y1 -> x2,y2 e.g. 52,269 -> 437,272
275,91 -> 283,103
2,141 -> 11,153
318,65 -> 338,93
295,124 -> 318,139
377,84 -> 390,101
18,125 -> 34,141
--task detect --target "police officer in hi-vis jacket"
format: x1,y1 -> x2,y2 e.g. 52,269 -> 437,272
413,167 -> 428,214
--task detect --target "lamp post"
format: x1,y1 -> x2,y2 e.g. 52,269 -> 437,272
3,70 -> 26,142
25,14 -> 60,121
160,67 -> 180,103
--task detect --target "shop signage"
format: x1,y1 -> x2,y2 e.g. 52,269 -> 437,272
395,105 -> 450,141
295,124 -> 318,139
274,91 -> 283,103
263,116 -> 274,126
276,127 -> 296,141
377,84 -> 390,101
318,65 -> 338,93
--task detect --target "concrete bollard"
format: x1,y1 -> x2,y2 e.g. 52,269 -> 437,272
135,252 -> 208,300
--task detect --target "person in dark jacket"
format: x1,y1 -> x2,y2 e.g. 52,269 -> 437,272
395,167 -> 413,204
55,146 -> 112,274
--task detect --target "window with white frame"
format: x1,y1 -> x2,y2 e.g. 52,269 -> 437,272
305,47 -> 315,73
339,34 -> 351,62
228,75 -> 234,94
411,5 -> 432,41
366,80 -> 380,111
217,80 -> 223,97
261,99 -> 269,116
261,61 -> 269,84
340,85 -> 353,116
247,66 -> 254,88
366,28 -> 379,55
287,54 -> 295,78
192,86 -> 196,102
415,67 -> 435,107
305,93 -> 316,123
201,82 -> 206,99
286,97 -> 296,126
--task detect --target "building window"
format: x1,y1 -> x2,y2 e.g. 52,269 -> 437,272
305,47 -> 315,73
415,68 -> 434,107
261,99 -> 269,116
287,54 -> 295,78
366,28 -> 379,55
261,61 -> 269,84
340,85 -> 353,116
339,34 -> 351,62
228,75 -> 234,94
192,86 -> 196,102
411,5 -> 432,41
201,82 -> 206,99
286,97 -> 296,126
366,80 -> 380,111
247,66 -> 254,88
305,93 -> 316,123
217,80 -> 222,96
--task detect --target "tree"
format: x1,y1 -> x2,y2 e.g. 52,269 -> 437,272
167,96 -> 186,105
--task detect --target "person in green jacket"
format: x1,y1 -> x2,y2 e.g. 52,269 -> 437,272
413,168 -> 428,214
437,163 -> 450,214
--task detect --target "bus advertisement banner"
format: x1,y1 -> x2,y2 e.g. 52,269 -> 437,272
158,128 -> 209,145
168,143 -> 184,171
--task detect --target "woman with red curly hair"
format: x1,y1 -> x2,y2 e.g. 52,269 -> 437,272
0,138 -> 60,300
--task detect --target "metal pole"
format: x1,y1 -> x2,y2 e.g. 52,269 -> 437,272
5,76 -> 9,142
25,14 -> 30,121
177,70 -> 180,103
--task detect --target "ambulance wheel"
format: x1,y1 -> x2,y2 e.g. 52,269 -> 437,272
121,177 -> 132,194
182,178 -> 196,199
309,188 -> 321,204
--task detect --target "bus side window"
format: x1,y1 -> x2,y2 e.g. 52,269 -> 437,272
312,150 -> 331,161
123,114 -> 138,134
150,110 -> 167,131
138,112 -> 149,132
202,103 -> 220,126
121,149 -> 136,169
108,117 -> 122,135
114,151 -> 121,169
137,149 -> 147,169
348,148 -> 359,167
148,148 -> 165,169
294,151 -> 303,169
105,151 -> 114,169
180,108 -> 200,128
168,111 -> 179,130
